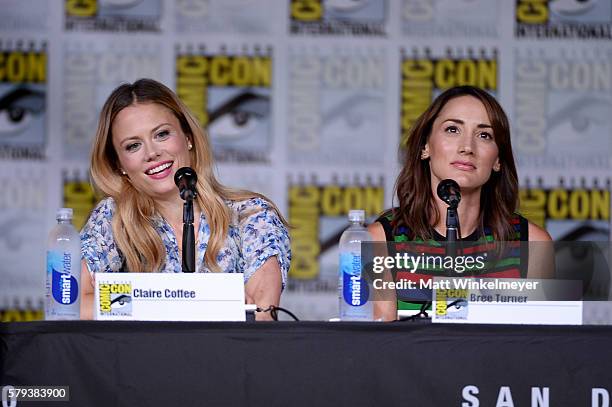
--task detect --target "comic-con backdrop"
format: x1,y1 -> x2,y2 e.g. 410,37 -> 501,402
0,0 -> 610,321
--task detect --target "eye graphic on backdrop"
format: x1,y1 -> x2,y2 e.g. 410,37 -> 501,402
554,236 -> 610,300
322,93 -> 382,129
0,87 -> 45,138
550,0 -> 597,16
0,218 -> 34,250
557,223 -> 609,241
547,97 -> 610,148
326,0 -> 370,12
208,91 -> 269,141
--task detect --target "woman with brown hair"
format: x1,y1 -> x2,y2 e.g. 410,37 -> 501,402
368,85 -> 552,320
79,78 -> 290,320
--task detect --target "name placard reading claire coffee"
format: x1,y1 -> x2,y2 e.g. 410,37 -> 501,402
94,273 -> 246,321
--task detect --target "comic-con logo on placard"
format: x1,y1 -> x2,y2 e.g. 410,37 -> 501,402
290,0 -> 387,36
176,45 -> 273,163
287,174 -> 384,289
0,40 -> 46,161
513,48 -> 612,170
516,0 -> 612,39
435,288 -> 469,320
65,0 -> 162,32
520,177 -> 610,241
98,282 -> 132,316
400,47 -> 497,146
402,0 -> 499,37
287,47 -> 386,165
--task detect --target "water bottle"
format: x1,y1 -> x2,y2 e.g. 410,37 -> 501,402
338,209 -> 373,321
45,208 -> 81,320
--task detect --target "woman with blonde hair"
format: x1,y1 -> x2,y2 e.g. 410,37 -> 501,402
80,78 -> 290,320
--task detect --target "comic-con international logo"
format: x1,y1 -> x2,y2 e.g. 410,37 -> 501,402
0,299 -> 44,322
290,0 -> 387,36
288,175 -> 384,287
400,47 -> 497,146
63,40 -> 160,161
402,0 -> 499,37
287,47 -> 386,166
63,169 -> 99,230
174,0 -> 274,34
516,0 -> 612,39
0,40 -> 46,160
435,289 -> 469,320
99,283 -> 132,316
65,0 -> 162,32
513,48 -> 612,170
520,178 -> 610,240
176,45 -> 272,163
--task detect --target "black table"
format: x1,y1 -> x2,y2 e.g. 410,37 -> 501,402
1,321 -> 611,406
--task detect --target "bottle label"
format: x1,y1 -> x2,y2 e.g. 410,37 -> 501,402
48,251 -> 78,305
340,253 -> 369,306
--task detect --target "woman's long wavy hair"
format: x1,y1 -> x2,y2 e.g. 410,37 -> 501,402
90,78 -> 285,272
394,85 -> 519,240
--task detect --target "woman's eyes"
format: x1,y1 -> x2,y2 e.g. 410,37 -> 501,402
124,130 -> 171,152
126,142 -> 141,152
444,126 -> 494,140
155,130 -> 170,140
444,125 -> 459,133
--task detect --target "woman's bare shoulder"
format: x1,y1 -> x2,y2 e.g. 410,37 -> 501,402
528,221 -> 552,241
367,222 -> 387,242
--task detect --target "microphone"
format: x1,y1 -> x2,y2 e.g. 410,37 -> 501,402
174,167 -> 198,201
437,179 -> 461,253
174,167 -> 197,272
437,179 -> 461,209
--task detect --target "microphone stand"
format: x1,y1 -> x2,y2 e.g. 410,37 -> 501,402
404,180 -> 462,322
181,190 -> 196,273
445,203 -> 460,258
416,202 -> 461,320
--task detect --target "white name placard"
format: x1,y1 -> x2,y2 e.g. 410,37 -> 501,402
430,277 -> 583,325
94,273 -> 246,321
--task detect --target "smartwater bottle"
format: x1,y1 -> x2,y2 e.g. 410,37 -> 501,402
338,209 -> 373,321
45,208 -> 81,320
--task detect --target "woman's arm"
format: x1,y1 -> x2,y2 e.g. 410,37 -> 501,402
368,222 -> 397,321
245,257 -> 282,321
234,197 -> 290,321
80,260 -> 94,320
526,222 -> 555,279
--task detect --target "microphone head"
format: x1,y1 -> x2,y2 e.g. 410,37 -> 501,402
174,167 -> 197,187
174,167 -> 198,200
437,179 -> 461,208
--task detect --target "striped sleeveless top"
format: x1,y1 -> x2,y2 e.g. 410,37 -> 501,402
376,210 -> 529,309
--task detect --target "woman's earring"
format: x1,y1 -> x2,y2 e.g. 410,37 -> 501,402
121,170 -> 127,175
421,152 -> 429,160
188,143 -> 193,150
